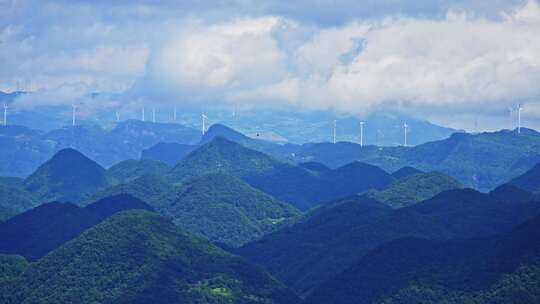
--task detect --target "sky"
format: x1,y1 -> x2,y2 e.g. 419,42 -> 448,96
1,0 -> 540,130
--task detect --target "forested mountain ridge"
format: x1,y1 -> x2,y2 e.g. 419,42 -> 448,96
1,210 -> 302,304
307,214 -> 540,304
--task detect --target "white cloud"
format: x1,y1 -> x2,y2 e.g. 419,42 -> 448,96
148,17 -> 287,92
3,0 -> 540,127
233,0 -> 540,115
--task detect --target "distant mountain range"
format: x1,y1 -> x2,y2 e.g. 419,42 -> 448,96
1,116 -> 540,302
0,120 -> 200,177
0,90 -> 458,145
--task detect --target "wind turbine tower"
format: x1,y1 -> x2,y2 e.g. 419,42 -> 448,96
359,121 -> 365,147
3,103 -> 7,126
72,104 -> 77,127
333,120 -> 337,144
403,122 -> 408,147
202,113 -> 208,135
508,107 -> 514,130
517,104 -> 523,134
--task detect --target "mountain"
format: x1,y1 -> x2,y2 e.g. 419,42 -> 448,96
0,194 -> 152,261
170,136 -> 280,181
171,137 -> 395,210
0,125 -> 52,177
201,124 -> 299,160
24,148 -> 109,203
141,142 -> 196,165
364,171 -> 463,208
106,159 -> 170,184
508,163 -> 540,192
2,210 -> 301,304
201,123 -> 251,144
45,120 -> 201,167
298,162 -> 330,173
238,187 -> 540,296
296,128 -> 540,191
391,166 -> 423,179
84,173 -> 175,207
169,137 -> 318,210
307,214 -> 540,304
158,173 -> 300,246
316,161 -> 394,202
0,179 -> 39,221
197,109 -> 457,145
0,120 -> 201,177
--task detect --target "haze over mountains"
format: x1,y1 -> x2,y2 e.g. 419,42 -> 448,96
1,111 -> 540,303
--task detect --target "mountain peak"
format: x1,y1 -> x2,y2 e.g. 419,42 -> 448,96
200,124 -> 249,144
24,148 -> 108,203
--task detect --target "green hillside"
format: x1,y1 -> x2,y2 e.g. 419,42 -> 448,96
0,194 -> 153,261
238,188 -> 540,296
307,215 -> 540,304
170,136 -> 279,181
296,129 -> 540,191
171,137 -> 394,210
83,174 -> 175,208
159,173 -> 300,246
365,172 -> 463,208
2,210 -> 301,304
24,148 -> 109,203
106,159 -> 171,184
0,181 -> 39,220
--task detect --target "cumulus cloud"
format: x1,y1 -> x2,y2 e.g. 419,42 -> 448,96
2,0 -> 540,127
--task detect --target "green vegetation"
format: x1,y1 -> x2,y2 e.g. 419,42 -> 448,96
170,136 -> 279,182
106,159 -> 170,184
141,142 -> 196,166
83,173 -> 175,208
24,148 -> 109,203
0,254 -> 28,299
297,129 -> 540,191
365,172 -> 463,208
508,163 -> 540,192
306,215 -> 540,304
2,210 -> 301,304
0,194 -> 152,261
159,173 -> 300,246
0,181 -> 38,220
238,188 -> 540,296
171,137 -> 395,210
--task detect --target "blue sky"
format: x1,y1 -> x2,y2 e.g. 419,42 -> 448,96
1,0 -> 539,130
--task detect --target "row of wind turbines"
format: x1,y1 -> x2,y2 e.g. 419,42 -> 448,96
332,119 -> 408,147
0,103 -> 528,146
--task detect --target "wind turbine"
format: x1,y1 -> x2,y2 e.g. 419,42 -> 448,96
3,103 -> 7,126
359,121 -> 365,147
72,104 -> 77,127
403,122 -> 408,147
508,107 -> 514,130
333,120 -> 337,144
201,113 -> 208,135
141,107 -> 145,121
517,104 -> 523,134
152,107 -> 156,123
